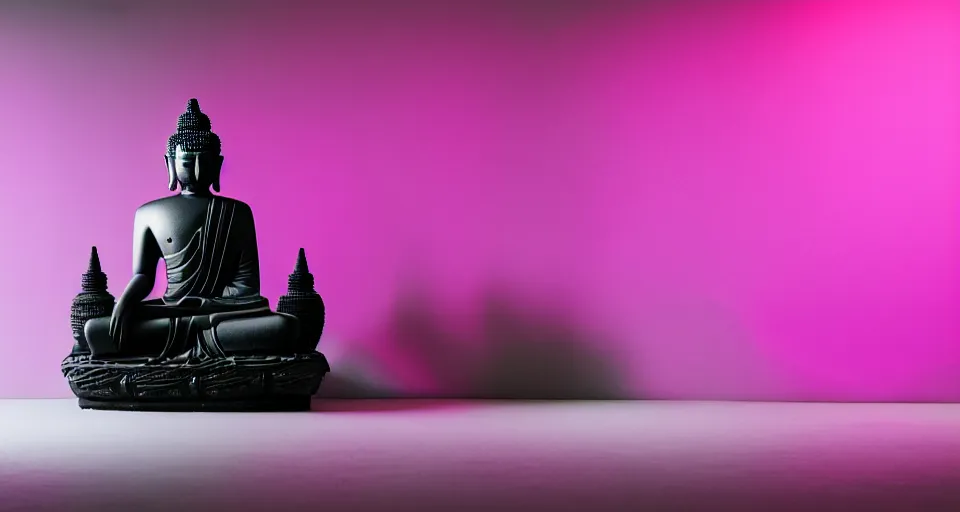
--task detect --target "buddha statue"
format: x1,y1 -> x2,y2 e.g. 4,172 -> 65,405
62,99 -> 329,411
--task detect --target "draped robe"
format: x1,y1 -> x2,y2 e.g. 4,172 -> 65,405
135,196 -> 274,360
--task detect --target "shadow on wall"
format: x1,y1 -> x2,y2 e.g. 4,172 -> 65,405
320,283 -> 628,400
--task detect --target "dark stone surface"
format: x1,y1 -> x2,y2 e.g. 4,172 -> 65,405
62,352 -> 329,412
64,98 -> 330,411
69,247 -> 114,351
277,248 -> 325,352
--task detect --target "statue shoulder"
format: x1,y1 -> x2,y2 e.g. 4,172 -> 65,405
137,196 -> 176,212
133,197 -> 175,221
219,196 -> 254,216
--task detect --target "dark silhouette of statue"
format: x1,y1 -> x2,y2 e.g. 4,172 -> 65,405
62,99 -> 328,411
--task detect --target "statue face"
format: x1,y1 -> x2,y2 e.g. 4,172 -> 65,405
165,146 -> 223,192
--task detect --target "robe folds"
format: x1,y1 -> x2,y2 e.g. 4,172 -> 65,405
135,196 -> 273,360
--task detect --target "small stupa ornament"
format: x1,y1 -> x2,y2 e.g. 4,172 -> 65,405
277,248 -> 325,352
69,247 -> 115,354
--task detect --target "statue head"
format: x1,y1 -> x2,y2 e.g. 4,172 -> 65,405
165,98 -> 224,193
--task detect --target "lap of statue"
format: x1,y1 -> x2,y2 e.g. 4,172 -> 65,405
84,297 -> 300,358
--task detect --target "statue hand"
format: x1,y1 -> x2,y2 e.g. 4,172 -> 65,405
108,300 -> 130,347
107,274 -> 154,350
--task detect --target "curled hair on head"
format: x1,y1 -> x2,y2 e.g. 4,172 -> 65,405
167,131 -> 221,156
165,98 -> 223,192
166,98 -> 221,156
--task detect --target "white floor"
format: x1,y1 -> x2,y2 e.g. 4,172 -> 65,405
2,400 -> 960,511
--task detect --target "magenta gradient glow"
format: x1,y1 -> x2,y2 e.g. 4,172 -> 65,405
0,0 -> 958,400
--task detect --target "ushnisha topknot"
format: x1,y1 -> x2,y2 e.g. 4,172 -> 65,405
166,98 -> 221,156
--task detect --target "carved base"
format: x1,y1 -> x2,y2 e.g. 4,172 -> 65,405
62,352 -> 329,412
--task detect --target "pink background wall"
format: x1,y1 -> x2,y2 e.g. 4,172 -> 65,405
0,0 -> 957,400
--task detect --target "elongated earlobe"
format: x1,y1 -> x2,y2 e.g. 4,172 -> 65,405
212,156 -> 224,192
165,155 -> 177,191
